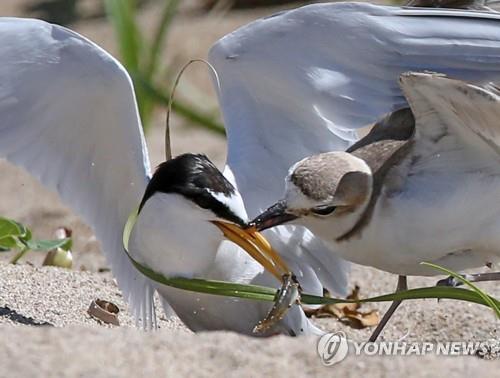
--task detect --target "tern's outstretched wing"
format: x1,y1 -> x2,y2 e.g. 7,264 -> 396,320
0,18 -> 155,327
209,3 -> 500,209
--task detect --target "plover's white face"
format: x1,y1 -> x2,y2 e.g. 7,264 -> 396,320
251,152 -> 373,241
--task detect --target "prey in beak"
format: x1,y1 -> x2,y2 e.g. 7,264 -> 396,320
211,220 -> 290,281
213,220 -> 304,334
248,200 -> 298,232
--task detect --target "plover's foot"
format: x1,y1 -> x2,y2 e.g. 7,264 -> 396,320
436,276 -> 463,287
436,272 -> 500,287
369,275 -> 407,342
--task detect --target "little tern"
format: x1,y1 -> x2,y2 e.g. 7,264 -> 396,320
0,17 -> 352,336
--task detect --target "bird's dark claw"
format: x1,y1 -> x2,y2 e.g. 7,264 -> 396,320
436,275 -> 463,287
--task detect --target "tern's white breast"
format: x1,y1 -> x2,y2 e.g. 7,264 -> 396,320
128,193 -> 224,278
126,193 -> 317,336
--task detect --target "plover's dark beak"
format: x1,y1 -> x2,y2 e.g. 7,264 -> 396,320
248,200 -> 298,232
211,220 -> 290,281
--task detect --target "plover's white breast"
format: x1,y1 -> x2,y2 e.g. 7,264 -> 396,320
335,164 -> 500,276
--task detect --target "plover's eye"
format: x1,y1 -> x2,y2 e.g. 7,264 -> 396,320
311,206 -> 336,216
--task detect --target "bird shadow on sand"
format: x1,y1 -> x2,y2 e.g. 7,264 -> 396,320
0,306 -> 53,327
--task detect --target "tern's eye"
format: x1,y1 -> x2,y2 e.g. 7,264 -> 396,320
311,206 -> 336,216
194,194 -> 213,210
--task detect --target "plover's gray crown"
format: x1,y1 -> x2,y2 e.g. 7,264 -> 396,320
290,151 -> 371,204
285,107 -> 416,241
290,107 -> 415,205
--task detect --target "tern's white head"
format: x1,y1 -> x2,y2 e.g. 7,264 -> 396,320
130,153 -> 284,279
131,153 -> 245,276
139,153 -> 247,225
250,151 -> 373,241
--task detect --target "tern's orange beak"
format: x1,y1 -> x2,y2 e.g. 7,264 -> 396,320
211,221 -> 290,281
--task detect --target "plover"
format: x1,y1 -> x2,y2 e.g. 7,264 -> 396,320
250,72 -> 500,340
208,2 -> 500,339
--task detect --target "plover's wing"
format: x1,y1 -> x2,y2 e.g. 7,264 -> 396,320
399,72 -> 500,168
0,18 -> 156,328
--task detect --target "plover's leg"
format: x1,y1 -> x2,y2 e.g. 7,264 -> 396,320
436,272 -> 500,287
368,275 -> 407,342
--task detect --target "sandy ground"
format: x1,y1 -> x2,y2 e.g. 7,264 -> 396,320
1,263 -> 498,376
0,1 -> 499,376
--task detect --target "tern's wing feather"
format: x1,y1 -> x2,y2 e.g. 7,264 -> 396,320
0,18 -> 156,327
209,3 -> 500,209
400,72 -> 500,165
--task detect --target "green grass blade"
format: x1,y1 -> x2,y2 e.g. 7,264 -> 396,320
303,286 -> 500,308
105,0 -> 142,71
128,254 -> 277,301
124,245 -> 499,308
171,101 -> 225,135
145,0 -> 181,79
122,214 -> 499,308
105,0 -> 223,133
105,0 -> 154,128
134,75 -> 225,134
421,261 -> 500,318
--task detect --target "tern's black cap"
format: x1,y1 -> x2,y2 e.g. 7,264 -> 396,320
138,153 -> 244,226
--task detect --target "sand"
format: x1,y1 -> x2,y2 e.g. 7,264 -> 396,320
0,1 -> 498,376
1,263 -> 498,376
0,327 -> 497,378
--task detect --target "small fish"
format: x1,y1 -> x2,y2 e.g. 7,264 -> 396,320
253,273 -> 301,333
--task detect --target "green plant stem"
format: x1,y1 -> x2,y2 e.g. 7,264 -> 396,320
422,262 -> 500,318
134,75 -> 225,134
123,211 -> 500,314
146,0 -> 181,78
124,243 -> 500,309
105,0 -> 142,71
304,287 -> 500,307
10,246 -> 29,265
106,0 -> 221,134
171,100 -> 225,135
